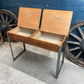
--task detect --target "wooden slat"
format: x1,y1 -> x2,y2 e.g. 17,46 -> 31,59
70,33 -> 82,42
9,24 -> 16,27
6,15 -> 8,22
41,9 -> 73,36
30,37 -> 59,52
77,27 -> 84,39
18,7 -> 41,30
1,14 -> 5,21
75,51 -> 83,59
69,47 -> 80,51
67,41 -> 80,45
8,33 -> 31,44
8,19 -> 13,24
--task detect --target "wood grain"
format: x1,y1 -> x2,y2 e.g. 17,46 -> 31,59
41,9 -> 73,36
7,8 -> 72,52
30,37 -> 59,52
30,31 -> 66,52
18,7 -> 41,30
31,31 -> 64,45
8,32 -> 31,44
7,27 -> 35,44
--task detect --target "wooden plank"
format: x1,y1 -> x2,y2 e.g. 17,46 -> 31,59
67,41 -> 80,45
70,33 -> 82,41
75,51 -> 83,59
8,33 -> 31,44
30,37 -> 59,52
69,47 -> 80,51
77,27 -> 84,39
41,9 -> 73,36
18,7 -> 41,30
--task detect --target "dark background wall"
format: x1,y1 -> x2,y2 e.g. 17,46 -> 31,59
0,0 -> 84,25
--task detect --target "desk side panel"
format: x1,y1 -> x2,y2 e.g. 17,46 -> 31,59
30,38 -> 59,52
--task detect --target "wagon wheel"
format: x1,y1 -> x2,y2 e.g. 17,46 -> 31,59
66,21 -> 84,67
0,31 -> 3,45
0,9 -> 17,41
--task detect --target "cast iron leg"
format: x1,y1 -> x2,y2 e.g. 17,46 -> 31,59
7,34 -> 26,61
55,46 -> 65,79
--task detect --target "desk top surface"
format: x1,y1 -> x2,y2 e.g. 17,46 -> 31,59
18,7 -> 41,30
41,9 -> 73,36
17,7 -> 73,36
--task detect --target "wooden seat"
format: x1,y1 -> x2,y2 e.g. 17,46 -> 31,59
7,7 -> 73,79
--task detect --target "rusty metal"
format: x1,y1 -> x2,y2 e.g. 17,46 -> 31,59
66,21 -> 84,67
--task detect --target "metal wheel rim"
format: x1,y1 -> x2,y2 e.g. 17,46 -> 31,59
0,9 -> 17,40
66,21 -> 84,67
0,9 -> 17,31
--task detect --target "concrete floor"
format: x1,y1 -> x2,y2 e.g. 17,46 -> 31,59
0,63 -> 47,84
0,42 -> 84,84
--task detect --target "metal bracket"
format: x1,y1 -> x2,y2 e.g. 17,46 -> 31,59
7,34 -> 26,61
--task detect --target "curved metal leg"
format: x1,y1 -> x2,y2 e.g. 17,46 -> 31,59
7,34 -> 26,61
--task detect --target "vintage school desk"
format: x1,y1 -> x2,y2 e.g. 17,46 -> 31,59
7,7 -> 73,79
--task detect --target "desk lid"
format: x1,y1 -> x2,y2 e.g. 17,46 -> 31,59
41,9 -> 73,36
18,7 -> 41,30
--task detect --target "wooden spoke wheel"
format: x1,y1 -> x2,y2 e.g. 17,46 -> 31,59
66,21 -> 84,67
0,9 -> 17,40
0,31 -> 3,45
